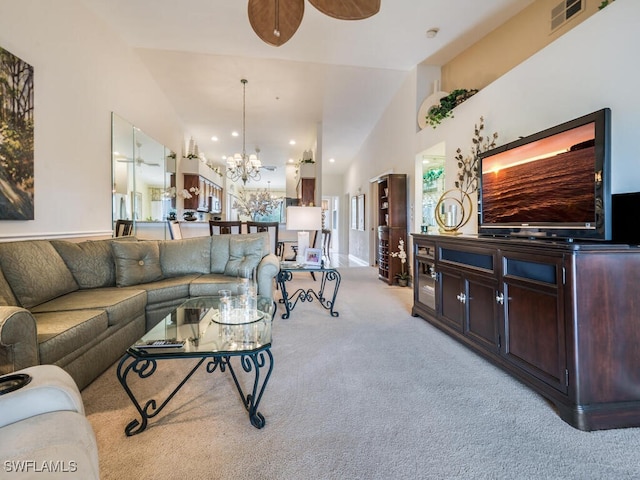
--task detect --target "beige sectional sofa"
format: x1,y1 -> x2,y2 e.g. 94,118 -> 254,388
0,232 -> 279,390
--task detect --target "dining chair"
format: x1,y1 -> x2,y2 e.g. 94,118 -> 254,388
321,229 -> 332,261
209,220 -> 242,235
114,219 -> 133,237
167,220 -> 183,240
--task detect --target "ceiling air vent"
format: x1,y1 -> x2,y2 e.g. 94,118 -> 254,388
551,0 -> 583,31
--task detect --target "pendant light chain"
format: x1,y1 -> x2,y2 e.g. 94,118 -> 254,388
242,78 -> 247,158
226,78 -> 261,184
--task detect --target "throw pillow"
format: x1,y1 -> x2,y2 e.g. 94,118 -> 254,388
111,241 -> 163,287
51,237 -> 136,289
160,236 -> 211,277
0,240 -> 79,309
224,236 -> 263,277
210,235 -> 231,274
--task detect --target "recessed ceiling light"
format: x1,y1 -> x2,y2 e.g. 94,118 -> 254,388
211,136 -> 218,142
222,155 -> 228,160
426,28 -> 439,38
329,158 -> 335,163
288,158 -> 294,163
232,131 -> 239,137
289,140 -> 296,145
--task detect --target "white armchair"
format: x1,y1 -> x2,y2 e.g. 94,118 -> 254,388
0,365 -> 99,479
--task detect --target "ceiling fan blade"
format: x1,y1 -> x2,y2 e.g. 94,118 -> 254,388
248,0 -> 304,47
308,0 -> 380,20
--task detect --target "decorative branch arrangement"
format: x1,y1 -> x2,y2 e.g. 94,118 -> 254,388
233,188 -> 282,220
454,116 -> 499,196
434,117 -> 499,234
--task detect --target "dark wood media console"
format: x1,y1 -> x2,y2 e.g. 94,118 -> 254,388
411,233 -> 640,431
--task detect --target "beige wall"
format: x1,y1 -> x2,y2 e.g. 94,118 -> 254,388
441,0 -> 603,91
0,0 -> 184,240
347,0 -> 638,262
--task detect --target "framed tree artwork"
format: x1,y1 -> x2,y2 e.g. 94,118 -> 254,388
0,46 -> 34,220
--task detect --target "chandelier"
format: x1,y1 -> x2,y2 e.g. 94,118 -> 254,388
226,79 -> 262,184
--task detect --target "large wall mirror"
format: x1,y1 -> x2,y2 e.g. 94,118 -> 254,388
111,113 -> 175,238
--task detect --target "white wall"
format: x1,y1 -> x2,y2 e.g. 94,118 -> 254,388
321,173 -> 345,253
347,0 -> 640,262
0,0 -> 184,240
344,71 -> 418,262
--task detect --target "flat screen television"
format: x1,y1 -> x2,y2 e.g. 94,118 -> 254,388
477,108 -> 611,241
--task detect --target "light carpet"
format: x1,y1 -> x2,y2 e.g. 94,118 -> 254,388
82,267 -> 640,480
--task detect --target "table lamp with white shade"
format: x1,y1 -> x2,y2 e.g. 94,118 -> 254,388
286,206 -> 322,264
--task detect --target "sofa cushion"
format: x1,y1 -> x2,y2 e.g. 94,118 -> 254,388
120,275 -> 198,305
111,241 -> 163,287
31,288 -> 147,326
0,240 -> 79,309
189,273 -> 247,297
257,231 -> 271,257
223,235 -> 264,277
210,235 -> 231,274
160,236 -> 211,277
34,310 -> 109,365
51,237 -> 137,289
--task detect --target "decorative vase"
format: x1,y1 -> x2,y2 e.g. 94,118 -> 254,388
397,278 -> 408,287
435,189 -> 473,235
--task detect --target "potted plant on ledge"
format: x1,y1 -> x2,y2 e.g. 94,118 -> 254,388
425,88 -> 479,128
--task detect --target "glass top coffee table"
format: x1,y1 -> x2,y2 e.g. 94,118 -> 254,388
116,296 -> 275,436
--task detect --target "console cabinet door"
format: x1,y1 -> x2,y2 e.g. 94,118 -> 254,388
501,254 -> 567,394
415,255 -> 437,312
438,267 -> 499,354
438,267 -> 464,331
465,274 -> 499,354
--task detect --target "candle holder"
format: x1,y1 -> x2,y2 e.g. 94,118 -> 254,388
435,189 -> 472,235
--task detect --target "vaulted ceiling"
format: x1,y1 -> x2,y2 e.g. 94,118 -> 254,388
82,0 -> 532,188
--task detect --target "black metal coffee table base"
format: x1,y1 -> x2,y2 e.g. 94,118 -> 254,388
277,267 -> 341,319
117,348 -> 273,436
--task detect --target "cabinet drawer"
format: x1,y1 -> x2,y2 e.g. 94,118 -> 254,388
504,257 -> 558,285
439,247 -> 494,273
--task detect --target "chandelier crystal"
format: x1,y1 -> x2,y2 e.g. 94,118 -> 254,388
226,79 -> 262,184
